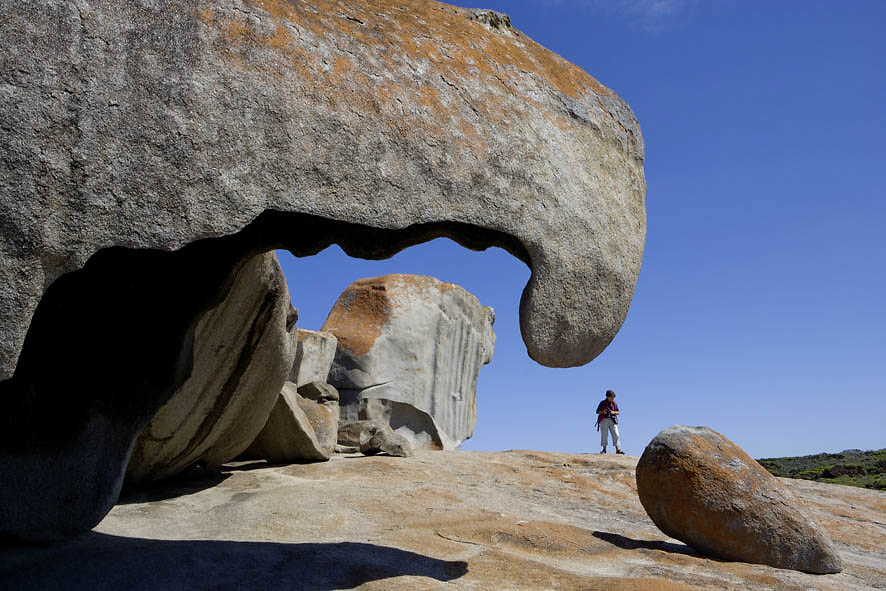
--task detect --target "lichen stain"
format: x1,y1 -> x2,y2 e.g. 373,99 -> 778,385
196,0 -> 614,161
321,274 -> 463,356
321,277 -> 391,356
384,273 -> 458,295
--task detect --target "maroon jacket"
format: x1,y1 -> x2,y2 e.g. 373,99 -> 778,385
596,399 -> 619,424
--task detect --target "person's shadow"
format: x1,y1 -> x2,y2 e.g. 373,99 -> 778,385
0,533 -> 468,590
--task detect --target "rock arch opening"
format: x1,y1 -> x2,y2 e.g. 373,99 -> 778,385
0,210 -> 532,542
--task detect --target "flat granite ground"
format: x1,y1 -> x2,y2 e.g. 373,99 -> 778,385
2,450 -> 884,590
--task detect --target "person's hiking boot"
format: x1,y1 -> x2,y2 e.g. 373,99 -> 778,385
615,449 -> 625,455
600,448 -> 607,454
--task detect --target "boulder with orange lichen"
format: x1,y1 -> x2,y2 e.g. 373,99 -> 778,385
1,0 -> 645,379
323,274 -> 494,450
636,426 -> 843,574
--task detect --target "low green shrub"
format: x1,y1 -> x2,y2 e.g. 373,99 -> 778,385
756,449 -> 885,491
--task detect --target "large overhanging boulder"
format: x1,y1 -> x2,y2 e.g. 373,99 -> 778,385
0,0 -> 646,377
0,0 -> 646,542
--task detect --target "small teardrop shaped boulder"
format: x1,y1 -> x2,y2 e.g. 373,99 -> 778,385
636,426 -> 842,574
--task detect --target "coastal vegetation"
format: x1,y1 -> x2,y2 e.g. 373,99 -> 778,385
757,449 -> 886,490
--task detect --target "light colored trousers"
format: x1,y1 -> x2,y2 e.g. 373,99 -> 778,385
599,418 -> 620,448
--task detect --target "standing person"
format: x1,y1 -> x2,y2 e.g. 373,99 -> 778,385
596,389 -> 624,454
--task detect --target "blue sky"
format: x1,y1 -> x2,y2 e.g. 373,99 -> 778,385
279,0 -> 885,458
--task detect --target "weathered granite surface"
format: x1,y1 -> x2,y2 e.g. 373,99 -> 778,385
0,0 -> 645,541
2,451 -> 882,590
290,329 -> 338,387
358,397 -> 448,450
126,252 -> 297,484
0,0 -> 645,379
338,419 -> 386,447
296,381 -> 340,457
337,417 -> 414,458
636,426 -> 842,574
243,382 -> 331,463
324,274 -> 494,449
360,425 -> 414,458
0,246 -> 296,542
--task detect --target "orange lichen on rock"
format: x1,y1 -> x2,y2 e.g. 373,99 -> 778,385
321,274 -> 462,357
196,0 -> 613,130
191,0 -> 640,176
321,277 -> 391,356
636,426 -> 843,574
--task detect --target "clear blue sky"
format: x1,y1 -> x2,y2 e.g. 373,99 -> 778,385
278,0 -> 885,458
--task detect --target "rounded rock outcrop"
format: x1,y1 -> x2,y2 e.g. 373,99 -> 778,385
636,426 -> 842,574
295,381 -> 340,457
323,274 -> 494,450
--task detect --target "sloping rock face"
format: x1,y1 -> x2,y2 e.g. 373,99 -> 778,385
126,252 -> 298,484
0,0 -> 645,541
636,426 -> 842,574
244,383 -> 331,463
3,451 -> 883,590
295,381 -> 340,458
290,329 -> 338,387
324,274 -> 494,450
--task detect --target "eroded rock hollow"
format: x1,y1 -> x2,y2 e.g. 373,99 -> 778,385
0,0 -> 646,542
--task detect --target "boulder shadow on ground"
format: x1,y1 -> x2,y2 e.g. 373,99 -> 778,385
117,469 -> 232,505
222,460 -> 273,472
0,533 -> 468,591
592,531 -> 698,556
